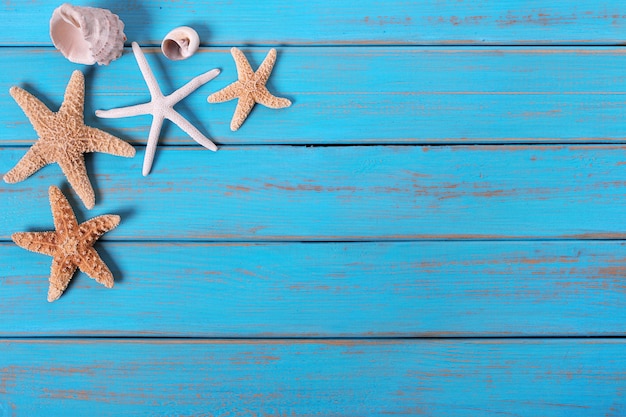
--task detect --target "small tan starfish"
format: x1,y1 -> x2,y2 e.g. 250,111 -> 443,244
208,47 -> 291,131
4,70 -> 135,209
12,186 -> 120,302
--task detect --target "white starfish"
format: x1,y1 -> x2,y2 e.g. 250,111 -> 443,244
96,42 -> 219,176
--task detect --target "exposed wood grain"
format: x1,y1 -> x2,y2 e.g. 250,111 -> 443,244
1,47 -> 626,145
0,339 -> 624,416
2,241 -> 626,337
3,0 -> 626,46
1,145 -> 626,241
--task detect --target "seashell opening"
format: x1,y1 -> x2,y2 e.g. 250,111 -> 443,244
161,26 -> 200,61
51,9 -> 93,64
50,3 -> 126,66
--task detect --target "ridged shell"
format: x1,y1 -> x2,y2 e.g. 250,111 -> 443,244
161,26 -> 200,61
50,3 -> 126,66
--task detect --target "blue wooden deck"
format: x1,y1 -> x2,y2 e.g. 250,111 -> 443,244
1,1 -> 626,415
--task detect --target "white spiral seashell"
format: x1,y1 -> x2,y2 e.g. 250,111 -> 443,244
50,3 -> 126,66
161,26 -> 200,61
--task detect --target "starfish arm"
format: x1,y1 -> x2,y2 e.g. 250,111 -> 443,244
12,231 -> 58,256
95,102 -> 153,119
207,82 -> 242,103
48,256 -> 78,302
59,70 -> 85,121
256,48 -> 278,84
142,115 -> 164,176
131,42 -> 163,99
167,110 -> 218,151
231,47 -> 255,79
83,127 -> 136,158
57,156 -> 96,210
168,69 -> 220,105
49,185 -> 80,233
48,256 -> 77,302
79,215 -> 120,246
3,143 -> 50,183
230,95 -> 256,131
77,247 -> 115,288
9,86 -> 55,134
254,87 -> 292,109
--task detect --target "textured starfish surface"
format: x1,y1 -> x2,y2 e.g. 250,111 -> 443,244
12,186 -> 120,302
208,47 -> 292,131
4,70 -> 136,209
96,42 -> 220,176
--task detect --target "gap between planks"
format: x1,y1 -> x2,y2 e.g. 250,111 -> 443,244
2,336 -> 626,342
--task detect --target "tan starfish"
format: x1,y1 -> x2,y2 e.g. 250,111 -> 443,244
12,186 -> 120,302
4,70 -> 135,209
208,47 -> 291,131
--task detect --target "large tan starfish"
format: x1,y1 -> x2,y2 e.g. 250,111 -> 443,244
208,47 -> 291,131
12,186 -> 120,302
4,70 -> 135,209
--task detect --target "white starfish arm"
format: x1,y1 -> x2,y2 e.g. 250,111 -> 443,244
142,115 -> 164,176
96,102 -> 153,119
168,69 -> 220,105
167,110 -> 218,152
132,42 -> 163,99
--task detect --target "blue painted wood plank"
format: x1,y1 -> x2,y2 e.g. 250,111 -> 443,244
2,241 -> 626,336
1,47 -> 626,145
1,145 -> 626,241
0,339 -> 624,415
2,0 -> 626,46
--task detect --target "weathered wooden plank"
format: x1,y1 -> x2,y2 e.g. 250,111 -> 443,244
2,47 -> 626,145
1,145 -> 626,241
3,0 -> 626,46
0,339 -> 624,415
3,241 -> 626,336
